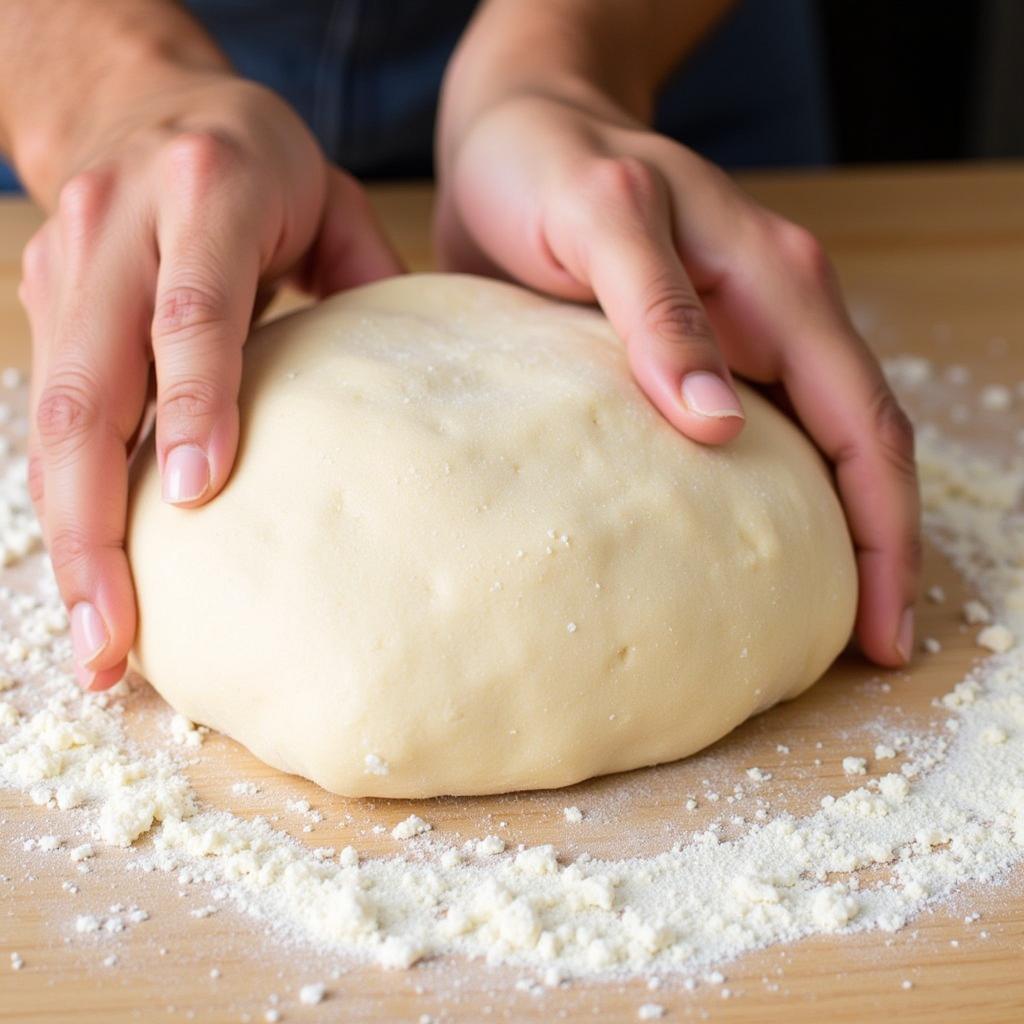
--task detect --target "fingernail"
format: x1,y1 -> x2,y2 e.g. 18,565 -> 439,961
681,372 -> 744,419
896,606 -> 915,663
163,445 -> 210,504
70,601 -> 108,668
74,662 -> 95,691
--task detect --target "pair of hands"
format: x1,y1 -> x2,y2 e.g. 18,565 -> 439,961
19,70 -> 919,691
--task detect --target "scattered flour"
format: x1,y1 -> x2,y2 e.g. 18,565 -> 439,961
363,753 -> 390,776
881,355 -> 932,389
391,815 -> 432,841
637,1003 -> 665,1020
475,835 -> 506,856
963,600 -> 991,625
168,713 -> 203,748
977,624 -> 1015,654
2,359 -> 1024,987
979,384 -> 1012,412
298,981 -> 326,1005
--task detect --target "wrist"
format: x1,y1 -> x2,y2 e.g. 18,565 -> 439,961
438,56 -> 644,182
10,13 -> 230,205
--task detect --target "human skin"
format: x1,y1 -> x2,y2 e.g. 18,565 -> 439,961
436,0 -> 920,668
0,0 -> 919,688
0,1 -> 402,688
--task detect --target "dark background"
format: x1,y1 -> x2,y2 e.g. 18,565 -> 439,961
1,0 -> 1021,192
821,0 -> 1024,162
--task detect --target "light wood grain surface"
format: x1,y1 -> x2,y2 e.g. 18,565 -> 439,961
2,165 -> 1024,1023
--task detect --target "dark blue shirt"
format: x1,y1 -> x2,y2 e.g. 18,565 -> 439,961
0,0 -> 829,191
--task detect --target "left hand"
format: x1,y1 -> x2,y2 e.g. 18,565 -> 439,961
435,94 -> 920,668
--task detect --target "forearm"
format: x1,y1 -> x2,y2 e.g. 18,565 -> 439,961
0,0 -> 230,204
438,0 -> 734,163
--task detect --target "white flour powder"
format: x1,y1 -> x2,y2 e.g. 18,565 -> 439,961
1,360 -> 1024,983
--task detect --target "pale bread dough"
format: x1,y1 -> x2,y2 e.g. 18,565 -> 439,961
128,273 -> 857,797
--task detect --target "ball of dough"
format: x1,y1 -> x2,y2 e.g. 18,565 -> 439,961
128,273 -> 856,798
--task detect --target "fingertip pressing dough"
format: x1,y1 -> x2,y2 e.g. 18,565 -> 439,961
127,273 -> 857,797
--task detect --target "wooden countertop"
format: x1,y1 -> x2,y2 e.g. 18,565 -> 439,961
2,164 -> 1024,1023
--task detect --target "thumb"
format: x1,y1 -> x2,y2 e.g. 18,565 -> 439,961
300,167 -> 404,297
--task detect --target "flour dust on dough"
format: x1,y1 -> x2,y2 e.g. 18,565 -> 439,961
128,273 -> 857,798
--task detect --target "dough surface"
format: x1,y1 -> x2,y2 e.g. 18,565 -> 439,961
128,273 -> 857,797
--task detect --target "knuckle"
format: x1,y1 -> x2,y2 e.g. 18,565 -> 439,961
158,376 -> 226,423
152,284 -> 228,342
576,156 -> 659,219
641,281 -> 715,346
47,526 -> 93,574
57,169 -> 112,237
771,218 -> 831,281
35,373 -> 102,451
164,131 -> 239,192
871,386 -> 917,478
20,231 -> 50,290
16,275 -> 39,319
19,231 -> 52,314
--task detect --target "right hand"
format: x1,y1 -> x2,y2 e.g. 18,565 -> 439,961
18,71 -> 402,690
437,94 -> 921,669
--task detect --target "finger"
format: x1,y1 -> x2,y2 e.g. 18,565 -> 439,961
298,167 -> 404,298
546,157 -> 744,445
781,322 -> 920,668
151,134 -> 265,508
699,211 -> 921,668
38,172 -> 152,688
21,224 -> 58,519
651,148 -> 920,668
